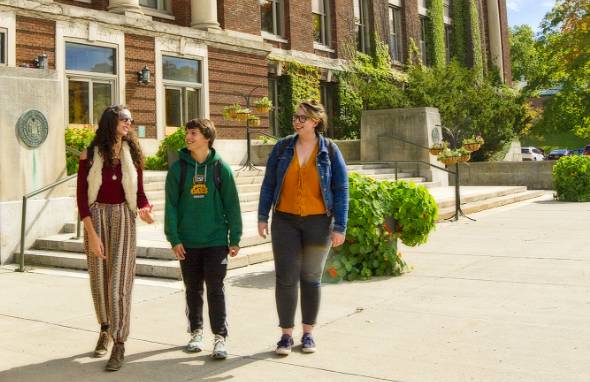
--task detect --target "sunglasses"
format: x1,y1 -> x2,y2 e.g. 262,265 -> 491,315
292,114 -> 312,123
118,117 -> 134,124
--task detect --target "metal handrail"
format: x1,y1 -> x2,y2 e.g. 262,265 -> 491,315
18,146 -> 82,272
18,173 -> 78,272
249,131 -> 279,142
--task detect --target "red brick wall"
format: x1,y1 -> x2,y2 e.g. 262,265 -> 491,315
370,0 -> 389,47
171,0 -> 191,27
16,17 -> 55,69
402,0 -> 420,62
333,0 -> 356,58
285,0 -> 314,52
125,34 -> 157,139
220,0 -> 260,34
208,48 -> 269,139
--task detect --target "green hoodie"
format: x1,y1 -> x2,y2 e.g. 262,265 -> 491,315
164,148 -> 242,248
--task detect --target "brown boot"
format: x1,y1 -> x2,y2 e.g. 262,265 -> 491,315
105,343 -> 125,371
93,330 -> 110,358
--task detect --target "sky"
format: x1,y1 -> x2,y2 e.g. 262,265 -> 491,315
506,0 -> 556,33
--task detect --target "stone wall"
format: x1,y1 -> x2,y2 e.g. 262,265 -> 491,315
451,161 -> 554,190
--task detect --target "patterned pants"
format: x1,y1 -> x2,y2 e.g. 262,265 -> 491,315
84,202 -> 136,343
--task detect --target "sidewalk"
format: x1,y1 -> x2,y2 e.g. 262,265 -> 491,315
1,191 -> 589,381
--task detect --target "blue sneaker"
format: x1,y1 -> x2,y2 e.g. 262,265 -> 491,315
301,333 -> 316,353
275,334 -> 294,355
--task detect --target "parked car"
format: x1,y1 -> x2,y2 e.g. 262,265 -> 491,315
584,145 -> 590,156
547,149 -> 571,160
521,146 -> 545,161
571,148 -> 585,156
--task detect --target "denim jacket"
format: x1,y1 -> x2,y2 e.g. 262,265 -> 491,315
258,134 -> 349,234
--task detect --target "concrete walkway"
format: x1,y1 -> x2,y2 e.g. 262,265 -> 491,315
1,191 -> 589,381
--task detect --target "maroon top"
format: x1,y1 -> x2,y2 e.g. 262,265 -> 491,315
76,159 -> 150,219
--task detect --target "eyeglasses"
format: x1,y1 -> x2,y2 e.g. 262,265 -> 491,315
119,117 -> 134,124
292,114 -> 311,123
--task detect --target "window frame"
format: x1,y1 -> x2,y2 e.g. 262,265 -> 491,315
388,4 -> 403,64
354,0 -> 370,53
139,0 -> 170,13
260,0 -> 283,36
64,40 -> 119,128
419,16 -> 430,66
268,76 -> 280,136
162,54 -> 204,133
312,0 -> 330,46
0,28 -> 6,66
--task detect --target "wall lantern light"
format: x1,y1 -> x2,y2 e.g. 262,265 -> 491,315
137,65 -> 151,85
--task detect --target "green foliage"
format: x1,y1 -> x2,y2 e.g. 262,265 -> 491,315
468,0 -> 484,81
451,0 -> 467,65
144,155 -> 167,170
404,62 -> 529,160
323,173 -> 437,283
153,128 -> 186,168
509,25 -> 542,82
254,96 -> 273,108
429,0 -> 446,68
65,127 -> 95,175
521,130 -> 588,154
552,156 -> 590,202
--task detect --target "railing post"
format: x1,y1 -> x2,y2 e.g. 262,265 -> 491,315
454,162 -> 460,221
19,196 -> 27,272
395,162 -> 398,181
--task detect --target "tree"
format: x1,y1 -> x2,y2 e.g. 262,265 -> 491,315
535,0 -> 590,138
509,25 -> 542,83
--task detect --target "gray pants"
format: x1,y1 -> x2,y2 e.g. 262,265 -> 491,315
271,211 -> 333,328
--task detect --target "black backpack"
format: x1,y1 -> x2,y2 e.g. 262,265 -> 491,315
178,160 -> 223,198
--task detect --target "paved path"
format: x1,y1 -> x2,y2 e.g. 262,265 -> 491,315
1,191 -> 589,381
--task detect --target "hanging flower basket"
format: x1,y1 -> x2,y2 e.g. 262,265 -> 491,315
429,147 -> 444,155
439,157 -> 459,165
457,154 -> 470,163
462,143 -> 481,152
254,96 -> 273,114
235,108 -> 251,121
223,104 -> 240,121
248,116 -> 261,127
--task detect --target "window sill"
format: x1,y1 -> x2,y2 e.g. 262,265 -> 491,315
313,43 -> 335,53
261,31 -> 288,44
141,7 -> 175,20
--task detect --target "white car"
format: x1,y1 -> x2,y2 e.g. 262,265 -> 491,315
521,146 -> 544,161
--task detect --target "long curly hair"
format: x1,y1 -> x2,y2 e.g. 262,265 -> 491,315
88,105 -> 144,169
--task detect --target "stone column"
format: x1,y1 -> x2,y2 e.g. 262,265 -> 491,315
108,0 -> 143,15
191,0 -> 220,30
486,0 -> 504,79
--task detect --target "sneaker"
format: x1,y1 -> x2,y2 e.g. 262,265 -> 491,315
275,334 -> 294,355
105,343 -> 125,371
186,329 -> 204,353
211,334 -> 228,359
301,333 -> 316,353
93,330 -> 110,358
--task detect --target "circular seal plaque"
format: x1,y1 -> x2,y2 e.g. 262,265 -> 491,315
16,110 -> 49,148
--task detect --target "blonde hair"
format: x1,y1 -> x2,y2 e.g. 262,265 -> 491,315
299,99 -> 328,133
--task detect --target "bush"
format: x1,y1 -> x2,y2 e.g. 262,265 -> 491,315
322,173 -> 437,283
65,127 -> 95,175
153,128 -> 186,168
144,155 -> 167,170
552,156 -> 590,202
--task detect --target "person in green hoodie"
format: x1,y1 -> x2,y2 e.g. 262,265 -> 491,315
164,118 -> 242,360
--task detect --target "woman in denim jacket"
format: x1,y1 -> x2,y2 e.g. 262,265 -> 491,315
258,100 -> 349,355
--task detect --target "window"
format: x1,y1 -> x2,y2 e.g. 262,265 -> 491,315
444,24 -> 452,64
0,29 -> 6,65
419,17 -> 430,66
388,5 -> 403,63
260,0 -> 282,36
312,0 -> 329,45
139,0 -> 169,11
163,55 -> 202,132
320,81 -> 337,138
268,77 -> 279,136
354,0 -> 369,53
66,42 -> 117,127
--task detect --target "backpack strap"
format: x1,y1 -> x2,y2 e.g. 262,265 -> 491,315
214,160 -> 222,192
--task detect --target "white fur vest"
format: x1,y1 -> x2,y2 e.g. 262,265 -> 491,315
87,141 -> 138,212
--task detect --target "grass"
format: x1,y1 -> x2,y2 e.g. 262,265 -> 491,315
521,131 -> 588,154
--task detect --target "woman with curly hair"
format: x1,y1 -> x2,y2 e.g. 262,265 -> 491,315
76,105 -> 154,371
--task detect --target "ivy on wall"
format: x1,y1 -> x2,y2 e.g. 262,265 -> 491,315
451,0 -> 467,65
429,0 -> 446,68
468,0 -> 484,81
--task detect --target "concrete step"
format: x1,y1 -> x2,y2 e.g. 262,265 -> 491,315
23,243 -> 273,280
436,186 -> 528,209
437,190 -> 545,220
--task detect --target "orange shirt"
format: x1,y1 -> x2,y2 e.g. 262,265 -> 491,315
276,144 -> 326,216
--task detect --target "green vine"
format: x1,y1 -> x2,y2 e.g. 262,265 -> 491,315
468,0 -> 484,81
451,0 -> 467,65
429,0 -> 446,67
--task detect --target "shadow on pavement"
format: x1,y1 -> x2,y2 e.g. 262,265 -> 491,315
0,345 -> 281,382
227,271 -> 275,290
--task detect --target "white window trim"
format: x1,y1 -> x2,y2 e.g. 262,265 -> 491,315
261,0 -> 284,37
261,31 -> 288,43
313,42 -> 335,53
312,0 -> 330,47
155,38 -> 209,141
141,7 -> 175,20
56,22 -> 126,128
139,0 -> 170,12
388,5 -> 403,65
0,12 -> 16,67
418,0 -> 428,16
0,28 -> 7,66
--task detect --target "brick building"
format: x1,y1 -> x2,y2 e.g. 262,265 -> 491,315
0,0 -> 511,162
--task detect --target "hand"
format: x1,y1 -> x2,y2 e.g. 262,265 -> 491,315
138,205 -> 154,224
331,231 -> 345,247
258,222 -> 268,238
88,233 -> 106,259
172,244 -> 186,260
229,246 -> 240,257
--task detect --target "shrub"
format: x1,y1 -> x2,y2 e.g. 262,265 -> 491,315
323,173 -> 437,282
153,128 -> 187,168
144,155 -> 167,170
552,156 -> 590,202
65,126 -> 95,175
